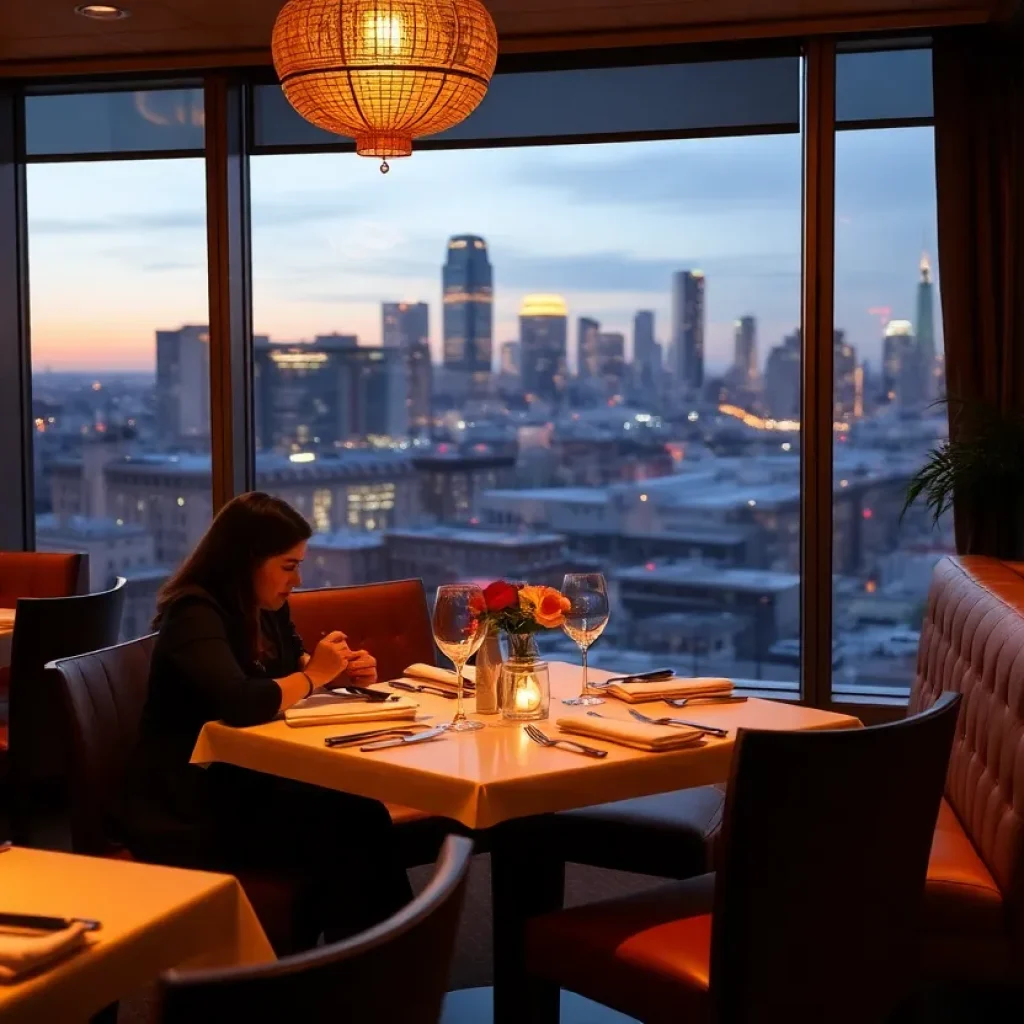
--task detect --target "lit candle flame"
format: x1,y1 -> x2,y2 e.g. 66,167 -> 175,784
515,675 -> 542,713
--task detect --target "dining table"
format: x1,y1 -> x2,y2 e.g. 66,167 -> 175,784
192,662 -> 861,1023
0,846 -> 275,1024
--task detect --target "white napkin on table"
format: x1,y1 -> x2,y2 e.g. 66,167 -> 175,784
0,922 -> 91,982
403,663 -> 476,691
284,694 -> 419,728
603,677 -> 733,704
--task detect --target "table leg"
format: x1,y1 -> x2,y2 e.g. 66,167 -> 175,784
490,823 -> 564,1024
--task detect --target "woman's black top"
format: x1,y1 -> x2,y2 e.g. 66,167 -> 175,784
124,589 -> 306,864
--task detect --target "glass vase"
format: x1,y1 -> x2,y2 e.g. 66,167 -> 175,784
502,631 -> 540,662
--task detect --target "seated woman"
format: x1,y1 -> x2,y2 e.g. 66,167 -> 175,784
125,491 -> 413,947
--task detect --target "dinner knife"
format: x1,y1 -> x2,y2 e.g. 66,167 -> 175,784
388,680 -> 458,699
592,668 -> 675,688
324,726 -> 424,748
0,911 -> 101,933
360,725 -> 448,751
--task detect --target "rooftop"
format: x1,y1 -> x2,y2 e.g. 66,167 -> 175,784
36,513 -> 149,541
307,531 -> 386,551
386,525 -> 565,547
615,562 -> 801,593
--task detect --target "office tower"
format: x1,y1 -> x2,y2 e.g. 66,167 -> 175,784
633,310 -> 658,387
671,270 -> 706,392
156,325 -> 210,442
916,253 -> 938,402
519,294 -> 568,403
597,331 -> 627,394
254,334 -> 408,450
577,317 -> 601,379
882,319 -> 921,408
442,235 -> 493,397
733,316 -> 757,386
500,341 -> 520,376
765,329 -> 801,420
382,301 -> 428,349
833,329 -> 858,424
382,301 -> 432,432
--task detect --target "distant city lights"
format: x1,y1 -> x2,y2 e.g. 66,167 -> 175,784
289,452 -> 316,463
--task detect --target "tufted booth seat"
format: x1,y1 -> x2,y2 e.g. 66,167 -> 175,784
907,556 -> 1024,981
288,579 -> 457,865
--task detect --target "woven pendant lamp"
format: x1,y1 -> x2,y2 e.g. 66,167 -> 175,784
272,0 -> 498,171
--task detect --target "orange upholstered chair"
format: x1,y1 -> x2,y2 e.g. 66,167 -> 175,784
289,580 -> 458,861
526,693 -> 961,1024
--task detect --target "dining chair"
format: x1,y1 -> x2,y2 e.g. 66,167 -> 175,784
288,578 -> 437,684
0,550 -> 84,744
50,633 -> 313,955
156,834 -> 474,1024
526,691 -> 962,1024
5,575 -> 125,843
289,578 -> 459,866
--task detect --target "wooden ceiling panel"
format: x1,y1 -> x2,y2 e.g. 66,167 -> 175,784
0,0 -> 1004,72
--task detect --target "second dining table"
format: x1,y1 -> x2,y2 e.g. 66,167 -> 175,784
192,662 -> 860,1022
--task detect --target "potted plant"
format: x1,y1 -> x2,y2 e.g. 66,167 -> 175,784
902,400 -> 1024,559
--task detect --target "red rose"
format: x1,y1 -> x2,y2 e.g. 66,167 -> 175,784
483,580 -> 519,612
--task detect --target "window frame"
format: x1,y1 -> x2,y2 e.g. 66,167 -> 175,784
0,34 -> 936,718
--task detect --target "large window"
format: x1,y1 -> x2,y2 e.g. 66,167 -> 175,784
27,140 -> 211,637
831,49 -> 948,696
250,91 -> 804,683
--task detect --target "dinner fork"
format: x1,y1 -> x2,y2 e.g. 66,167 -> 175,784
665,696 -> 748,708
524,724 -> 608,759
628,708 -> 729,738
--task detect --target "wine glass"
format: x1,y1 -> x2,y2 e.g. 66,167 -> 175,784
432,583 -> 487,732
561,573 -> 610,706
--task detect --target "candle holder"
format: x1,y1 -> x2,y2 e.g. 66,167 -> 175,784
500,659 -> 550,721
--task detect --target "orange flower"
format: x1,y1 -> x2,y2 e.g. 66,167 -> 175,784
519,585 -> 571,628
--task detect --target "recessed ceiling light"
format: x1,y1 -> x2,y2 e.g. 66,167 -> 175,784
74,4 -> 131,20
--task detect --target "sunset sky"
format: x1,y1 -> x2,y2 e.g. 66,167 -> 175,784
26,125 -> 938,375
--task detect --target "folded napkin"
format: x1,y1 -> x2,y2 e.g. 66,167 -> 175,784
403,663 -> 476,691
284,694 -> 419,728
603,677 -> 733,704
556,716 -> 704,753
0,922 -> 90,982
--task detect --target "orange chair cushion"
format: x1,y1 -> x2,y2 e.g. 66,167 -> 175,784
924,798 -> 1005,936
387,803 -> 429,826
527,873 -> 714,1024
0,552 -> 81,607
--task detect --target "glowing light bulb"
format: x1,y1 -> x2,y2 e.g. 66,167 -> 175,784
366,12 -> 403,50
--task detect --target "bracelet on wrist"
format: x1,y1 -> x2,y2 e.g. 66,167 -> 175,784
301,671 -> 314,698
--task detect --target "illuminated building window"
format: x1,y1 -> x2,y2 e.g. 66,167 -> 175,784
346,483 -> 396,530
312,488 -> 332,533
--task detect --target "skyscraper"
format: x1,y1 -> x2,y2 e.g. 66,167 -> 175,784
633,310 -> 658,387
577,316 -> 601,379
442,235 -> 493,397
597,332 -> 627,395
733,316 -> 757,386
156,325 -> 210,442
519,294 -> 568,404
254,334 -> 408,450
382,301 -> 432,432
671,270 -> 706,392
833,329 -> 858,423
916,253 -> 938,402
765,329 -> 801,420
883,319 -> 925,409
500,341 -> 520,376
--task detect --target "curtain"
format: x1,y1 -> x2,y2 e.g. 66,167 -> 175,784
933,24 -> 1024,559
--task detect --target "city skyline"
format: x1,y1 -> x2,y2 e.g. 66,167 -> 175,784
27,127 -> 938,373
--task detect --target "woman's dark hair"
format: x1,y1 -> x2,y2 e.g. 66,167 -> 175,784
154,492 -> 312,657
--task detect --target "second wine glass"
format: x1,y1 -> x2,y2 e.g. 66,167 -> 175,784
432,583 -> 487,732
561,573 -> 609,706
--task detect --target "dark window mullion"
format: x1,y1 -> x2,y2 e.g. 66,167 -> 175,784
800,39 -> 837,709
0,85 -> 33,550
204,73 -> 254,511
